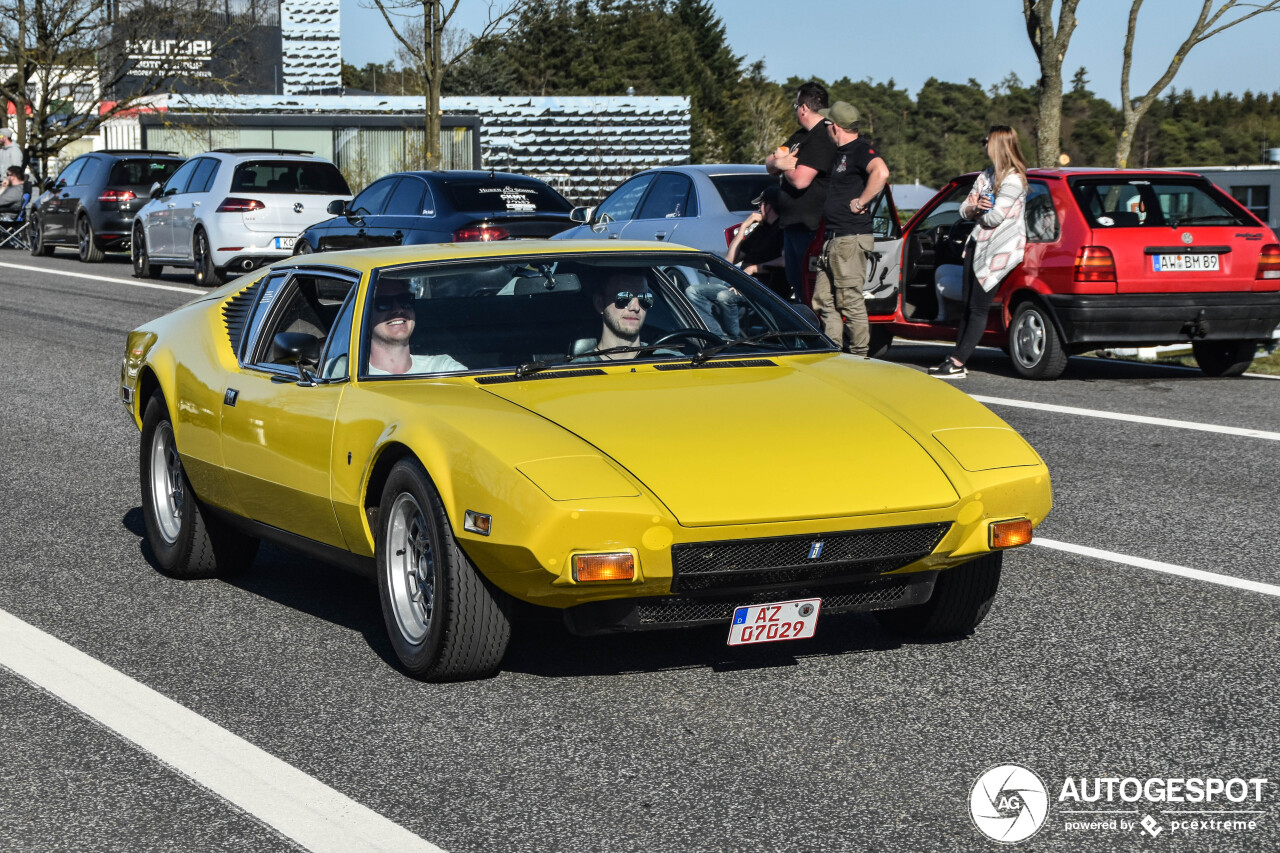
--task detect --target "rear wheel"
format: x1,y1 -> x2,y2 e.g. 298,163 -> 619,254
29,214 -> 53,257
377,458 -> 511,681
1192,339 -> 1257,377
132,224 -> 163,278
875,552 -> 1002,637
867,325 -> 894,359
1009,301 -> 1068,380
77,215 -> 105,263
193,229 -> 224,287
139,394 -> 258,578
293,239 -> 313,256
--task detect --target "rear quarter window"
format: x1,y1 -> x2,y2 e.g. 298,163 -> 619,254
441,179 -> 572,214
231,160 -> 351,195
110,159 -> 183,187
710,173 -> 776,214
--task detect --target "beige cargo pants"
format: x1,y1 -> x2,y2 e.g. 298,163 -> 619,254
811,233 -> 874,356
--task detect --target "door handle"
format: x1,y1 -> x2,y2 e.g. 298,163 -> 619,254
393,231 -> 403,242
608,233 -> 618,239
654,232 -> 667,240
192,201 -> 200,207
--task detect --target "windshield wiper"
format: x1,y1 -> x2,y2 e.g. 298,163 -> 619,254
513,344 -> 655,378
689,330 -> 827,365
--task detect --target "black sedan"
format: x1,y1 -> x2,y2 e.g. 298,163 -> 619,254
294,170 -> 575,253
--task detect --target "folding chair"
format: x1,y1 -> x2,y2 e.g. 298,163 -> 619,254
0,192 -> 32,250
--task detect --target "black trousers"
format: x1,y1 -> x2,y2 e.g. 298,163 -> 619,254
952,251 -> 996,364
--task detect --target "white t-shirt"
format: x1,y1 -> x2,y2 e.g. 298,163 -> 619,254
367,353 -> 466,376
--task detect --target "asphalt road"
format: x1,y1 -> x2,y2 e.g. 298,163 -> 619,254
1,250 -> 1277,852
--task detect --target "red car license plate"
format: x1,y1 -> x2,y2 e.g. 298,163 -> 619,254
727,598 -> 821,646
1153,253 -> 1219,271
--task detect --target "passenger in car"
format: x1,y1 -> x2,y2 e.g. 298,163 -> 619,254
366,279 -> 466,375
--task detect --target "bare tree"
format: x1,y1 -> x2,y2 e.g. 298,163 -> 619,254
0,0 -> 261,179
1116,0 -> 1280,166
1022,0 -> 1079,167
365,0 -> 528,169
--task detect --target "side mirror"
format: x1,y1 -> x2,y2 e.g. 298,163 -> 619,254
149,181 -> 163,200
42,177 -> 55,191
327,198 -> 348,215
270,331 -> 322,365
569,206 -> 593,224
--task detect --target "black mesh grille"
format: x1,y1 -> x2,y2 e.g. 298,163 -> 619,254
654,359 -> 777,370
222,281 -> 262,356
671,523 -> 949,594
475,368 -> 606,384
635,576 -> 917,625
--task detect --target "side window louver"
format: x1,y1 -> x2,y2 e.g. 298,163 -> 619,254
222,280 -> 263,357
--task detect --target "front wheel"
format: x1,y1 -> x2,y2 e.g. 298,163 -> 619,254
875,552 -> 1002,637
377,458 -> 511,681
139,394 -> 258,578
1192,339 -> 1256,377
29,214 -> 53,257
193,229 -> 224,287
77,215 -> 105,263
1009,301 -> 1068,380
132,224 -> 163,278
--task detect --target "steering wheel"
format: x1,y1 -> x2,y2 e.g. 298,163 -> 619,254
648,328 -> 724,350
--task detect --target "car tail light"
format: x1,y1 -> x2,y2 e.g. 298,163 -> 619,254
216,197 -> 266,213
725,223 -> 740,248
573,552 -> 635,582
989,518 -> 1033,549
1256,244 -> 1280,279
99,189 -> 136,203
1074,246 -> 1116,282
453,225 -> 510,242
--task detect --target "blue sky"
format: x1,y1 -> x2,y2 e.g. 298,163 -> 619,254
340,0 -> 1280,104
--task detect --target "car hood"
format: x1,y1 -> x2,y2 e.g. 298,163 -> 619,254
479,358 -> 961,527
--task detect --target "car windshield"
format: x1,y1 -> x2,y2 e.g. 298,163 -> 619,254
1072,178 -> 1253,228
230,160 -> 351,195
358,253 -> 831,378
109,159 -> 182,187
710,173 -> 777,214
440,178 -> 573,214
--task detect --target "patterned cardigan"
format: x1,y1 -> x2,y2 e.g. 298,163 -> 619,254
960,167 -> 1027,292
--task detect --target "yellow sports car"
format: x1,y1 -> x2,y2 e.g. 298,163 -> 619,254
121,241 -> 1051,681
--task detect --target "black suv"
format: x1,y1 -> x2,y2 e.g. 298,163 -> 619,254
31,150 -> 185,262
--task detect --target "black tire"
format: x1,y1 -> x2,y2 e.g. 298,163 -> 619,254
293,239 -> 313,256
875,552 -> 1002,637
1009,301 -> 1068,380
132,224 -> 163,278
77,215 -> 105,263
1192,339 -> 1256,377
193,229 -> 224,287
139,394 -> 258,578
867,325 -> 894,360
29,213 -> 53,257
377,458 -> 511,681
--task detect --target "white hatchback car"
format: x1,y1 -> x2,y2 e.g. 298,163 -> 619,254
131,149 -> 352,286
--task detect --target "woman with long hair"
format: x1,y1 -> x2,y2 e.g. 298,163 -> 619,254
929,126 -> 1028,378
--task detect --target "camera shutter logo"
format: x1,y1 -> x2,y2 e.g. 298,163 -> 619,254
969,764 -> 1049,843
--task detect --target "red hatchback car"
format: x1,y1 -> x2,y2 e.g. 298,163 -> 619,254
861,168 -> 1280,379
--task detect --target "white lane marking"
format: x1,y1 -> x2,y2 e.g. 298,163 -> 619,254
0,260 -> 199,294
972,394 -> 1280,441
1033,538 -> 1280,598
907,339 -> 1280,379
0,608 -> 446,853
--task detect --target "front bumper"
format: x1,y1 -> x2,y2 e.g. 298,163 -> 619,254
1047,291 -> 1280,347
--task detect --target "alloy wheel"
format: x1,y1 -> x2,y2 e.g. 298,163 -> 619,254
149,420 -> 184,544
385,492 -> 435,645
1012,308 -> 1047,368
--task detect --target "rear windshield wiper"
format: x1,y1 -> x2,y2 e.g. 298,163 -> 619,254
690,330 -> 827,365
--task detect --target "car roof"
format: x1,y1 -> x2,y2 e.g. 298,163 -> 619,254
639,164 -> 768,177
1021,167 -> 1207,180
203,149 -> 329,162
390,170 -> 557,182
265,239 -> 701,274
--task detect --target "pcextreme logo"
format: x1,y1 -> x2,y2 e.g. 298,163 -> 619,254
969,764 -> 1272,844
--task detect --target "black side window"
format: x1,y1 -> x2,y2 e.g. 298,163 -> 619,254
163,159 -> 202,197
1025,182 -> 1060,243
350,178 -> 397,216
187,159 -> 219,194
636,173 -> 693,219
56,158 -> 86,187
596,175 -> 655,223
385,177 -> 426,216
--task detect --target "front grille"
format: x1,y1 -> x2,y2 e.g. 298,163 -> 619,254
671,523 -> 949,594
635,576 -> 919,625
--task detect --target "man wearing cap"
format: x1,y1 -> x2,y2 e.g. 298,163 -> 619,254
728,183 -> 784,283
766,81 -> 836,304
0,129 -> 22,176
811,101 -> 890,357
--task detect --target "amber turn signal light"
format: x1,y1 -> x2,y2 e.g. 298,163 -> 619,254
573,553 -> 635,582
989,518 -> 1034,549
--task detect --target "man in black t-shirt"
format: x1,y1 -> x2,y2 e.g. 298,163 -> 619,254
811,101 -> 889,357
765,81 -> 837,303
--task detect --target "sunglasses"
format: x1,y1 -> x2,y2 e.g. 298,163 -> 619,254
611,291 -> 654,310
374,292 -> 415,311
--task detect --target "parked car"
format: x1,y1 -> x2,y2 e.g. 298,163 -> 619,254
554,165 -> 776,256
120,239 -> 1051,681
295,170 -> 574,254
862,168 -> 1280,378
131,148 -> 351,286
29,150 -> 185,262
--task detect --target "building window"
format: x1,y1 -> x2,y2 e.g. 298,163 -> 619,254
1230,185 -> 1270,223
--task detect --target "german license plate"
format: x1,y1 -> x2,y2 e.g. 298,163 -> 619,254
274,236 -> 296,250
727,598 -> 821,646
1153,253 -> 1218,271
